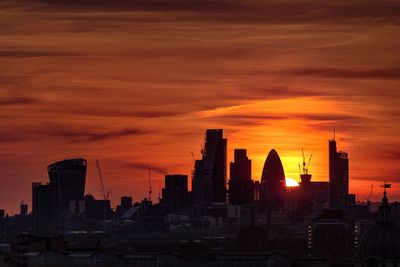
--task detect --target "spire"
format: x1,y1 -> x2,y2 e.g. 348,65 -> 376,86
379,181 -> 392,222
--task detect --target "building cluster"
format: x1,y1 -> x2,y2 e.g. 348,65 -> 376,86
1,129 -> 400,267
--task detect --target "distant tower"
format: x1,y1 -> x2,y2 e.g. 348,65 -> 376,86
260,149 -> 286,212
192,129 -> 227,206
48,158 -> 87,212
32,183 -> 57,234
20,201 -> 28,216
329,135 -> 349,207
229,149 -> 254,205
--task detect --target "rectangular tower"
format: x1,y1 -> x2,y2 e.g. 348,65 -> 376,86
192,129 -> 227,207
229,149 -> 254,205
32,183 -> 57,234
329,139 -> 349,207
163,174 -> 189,210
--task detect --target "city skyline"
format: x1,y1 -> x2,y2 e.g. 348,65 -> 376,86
0,129 -> 394,213
1,0 -> 400,213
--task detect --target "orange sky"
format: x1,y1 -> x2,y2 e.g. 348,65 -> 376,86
1,0 -> 400,213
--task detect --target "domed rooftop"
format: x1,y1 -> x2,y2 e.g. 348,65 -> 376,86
359,183 -> 400,260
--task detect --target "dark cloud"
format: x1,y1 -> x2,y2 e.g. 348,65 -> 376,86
0,125 -> 148,143
121,161 -> 167,174
41,126 -> 148,143
0,50 -> 80,58
9,0 -> 400,25
205,112 -> 363,127
0,96 -> 38,105
282,68 -> 400,80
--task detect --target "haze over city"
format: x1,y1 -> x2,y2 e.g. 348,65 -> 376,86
1,0 -> 400,213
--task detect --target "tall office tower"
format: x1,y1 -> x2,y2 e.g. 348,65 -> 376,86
260,149 -> 286,212
329,138 -> 349,207
163,174 -> 189,210
32,183 -> 58,234
47,158 -> 87,212
229,149 -> 254,205
192,159 -> 206,206
192,129 -> 227,206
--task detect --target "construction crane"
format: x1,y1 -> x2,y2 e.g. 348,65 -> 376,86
299,148 -> 313,175
368,184 -> 374,202
191,152 -> 195,163
96,159 -> 108,201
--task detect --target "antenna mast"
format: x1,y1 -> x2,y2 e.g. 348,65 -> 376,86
148,168 -> 152,201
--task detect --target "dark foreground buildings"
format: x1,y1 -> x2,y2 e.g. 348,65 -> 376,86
3,129 -> 400,267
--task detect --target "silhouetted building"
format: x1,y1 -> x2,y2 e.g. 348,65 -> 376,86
229,149 -> 254,205
48,158 -> 87,212
329,138 -> 349,207
358,185 -> 400,266
116,196 -> 133,216
32,183 -> 58,234
260,149 -> 286,213
291,173 -> 329,216
0,209 -> 4,235
309,208 -> 357,263
84,194 -> 112,220
121,196 -> 133,209
192,129 -> 227,206
20,203 -> 28,216
162,174 -> 189,210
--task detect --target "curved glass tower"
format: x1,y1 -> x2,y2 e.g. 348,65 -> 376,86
260,149 -> 286,212
48,158 -> 87,212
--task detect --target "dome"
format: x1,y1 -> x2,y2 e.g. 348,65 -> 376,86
359,221 -> 400,260
359,185 -> 400,261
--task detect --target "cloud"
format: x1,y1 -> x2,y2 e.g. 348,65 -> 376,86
10,0 -> 400,25
121,161 -> 168,174
0,50 -> 80,58
0,96 -> 38,105
67,128 -> 148,143
0,125 -> 149,143
282,68 -> 400,80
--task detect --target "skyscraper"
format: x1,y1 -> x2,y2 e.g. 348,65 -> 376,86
229,149 -> 254,205
32,183 -> 57,234
260,149 -> 286,212
47,158 -> 87,212
192,129 -> 227,206
329,138 -> 349,207
163,174 -> 189,210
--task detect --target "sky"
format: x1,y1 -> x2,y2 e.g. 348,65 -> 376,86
1,0 -> 400,213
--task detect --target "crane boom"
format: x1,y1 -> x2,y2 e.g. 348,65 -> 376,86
369,184 -> 374,202
96,159 -> 107,200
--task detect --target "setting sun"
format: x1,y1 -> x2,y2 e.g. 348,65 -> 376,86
286,177 -> 300,187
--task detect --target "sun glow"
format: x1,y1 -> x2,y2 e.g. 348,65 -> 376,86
285,177 -> 299,187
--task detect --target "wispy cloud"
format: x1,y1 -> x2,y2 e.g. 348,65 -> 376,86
121,161 -> 168,174
0,96 -> 38,105
282,68 -> 400,80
